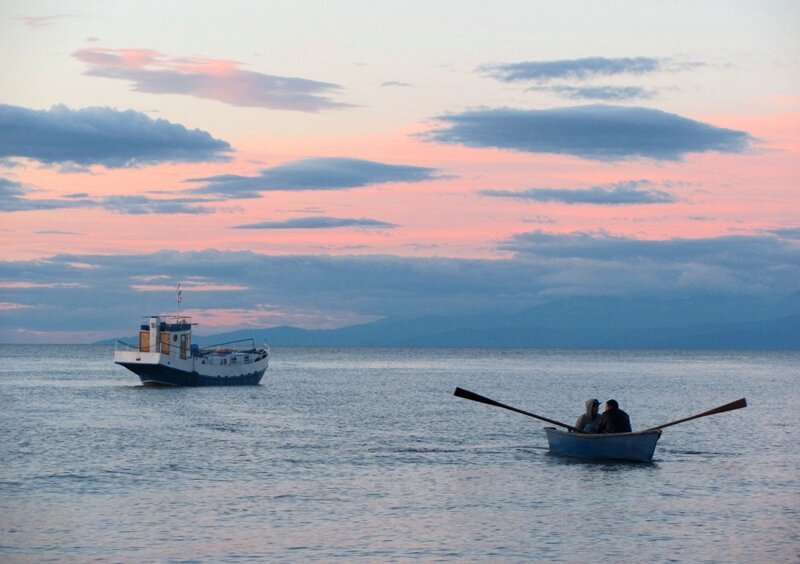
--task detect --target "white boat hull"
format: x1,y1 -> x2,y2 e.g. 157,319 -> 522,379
115,347 -> 269,386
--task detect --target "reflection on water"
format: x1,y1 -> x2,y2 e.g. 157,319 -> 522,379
0,345 -> 798,561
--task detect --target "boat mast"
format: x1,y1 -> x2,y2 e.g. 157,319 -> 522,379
175,282 -> 182,322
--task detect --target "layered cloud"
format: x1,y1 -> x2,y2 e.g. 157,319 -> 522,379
73,48 -> 351,112
480,57 -> 675,82
479,57 -> 700,101
232,216 -> 398,229
504,229 -> 800,298
481,180 -> 678,205
188,157 -> 441,197
0,104 -> 231,168
99,195 -> 213,215
528,85 -> 655,101
424,105 -> 754,160
0,178 -> 93,211
14,14 -> 75,28
498,230 -> 800,295
1,230 -> 798,341
769,227 -> 800,240
0,177 -> 213,214
500,231 -> 800,284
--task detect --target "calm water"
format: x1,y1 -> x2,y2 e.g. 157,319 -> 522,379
1,345 -> 798,562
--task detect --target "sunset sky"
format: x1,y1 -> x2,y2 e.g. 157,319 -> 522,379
1,1 -> 799,343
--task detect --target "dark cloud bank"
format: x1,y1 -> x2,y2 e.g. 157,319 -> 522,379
0,104 -> 231,168
1,230 -> 798,347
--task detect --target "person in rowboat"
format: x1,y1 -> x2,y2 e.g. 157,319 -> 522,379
574,398 -> 602,432
596,399 -> 632,433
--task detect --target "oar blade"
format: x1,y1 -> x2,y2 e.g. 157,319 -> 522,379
454,386 -> 495,405
453,386 -> 476,399
645,397 -> 747,431
708,397 -> 747,414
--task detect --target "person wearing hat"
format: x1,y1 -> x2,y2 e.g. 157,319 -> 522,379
574,398 -> 602,433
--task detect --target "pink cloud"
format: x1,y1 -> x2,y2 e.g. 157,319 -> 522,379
14,14 -> 75,28
0,328 -> 110,344
131,281 -> 248,292
0,281 -> 84,289
75,48 -> 160,69
72,47 -> 352,112
183,306 -> 380,332
0,302 -> 31,311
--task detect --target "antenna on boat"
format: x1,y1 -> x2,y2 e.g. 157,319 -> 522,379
175,282 -> 182,322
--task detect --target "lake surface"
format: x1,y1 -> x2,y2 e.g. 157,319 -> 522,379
1,346 -> 798,562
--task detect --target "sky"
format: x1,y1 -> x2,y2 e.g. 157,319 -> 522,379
1,0 -> 799,343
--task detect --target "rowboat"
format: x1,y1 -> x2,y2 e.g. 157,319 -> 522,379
544,427 -> 661,462
453,387 -> 745,463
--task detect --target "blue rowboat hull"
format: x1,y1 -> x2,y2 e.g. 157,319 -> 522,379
116,362 -> 266,387
544,427 -> 661,462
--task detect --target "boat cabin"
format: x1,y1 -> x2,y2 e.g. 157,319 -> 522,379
138,315 -> 193,360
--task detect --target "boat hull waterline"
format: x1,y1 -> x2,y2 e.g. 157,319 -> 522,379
116,360 -> 267,386
544,427 -> 662,462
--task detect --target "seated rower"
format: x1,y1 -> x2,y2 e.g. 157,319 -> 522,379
596,399 -> 632,433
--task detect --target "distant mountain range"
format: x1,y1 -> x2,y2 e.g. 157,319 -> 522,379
100,294 -> 800,350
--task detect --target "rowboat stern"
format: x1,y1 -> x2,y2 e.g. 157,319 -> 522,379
544,427 -> 662,462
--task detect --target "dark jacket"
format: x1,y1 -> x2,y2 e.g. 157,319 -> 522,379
596,407 -> 632,434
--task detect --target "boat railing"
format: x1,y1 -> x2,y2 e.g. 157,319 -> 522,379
116,337 -> 166,354
117,336 -> 268,359
198,338 -> 259,354
194,338 -> 268,365
195,349 -> 268,367
114,340 -> 139,353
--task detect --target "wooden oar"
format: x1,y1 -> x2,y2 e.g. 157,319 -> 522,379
454,387 -> 581,433
644,398 -> 747,432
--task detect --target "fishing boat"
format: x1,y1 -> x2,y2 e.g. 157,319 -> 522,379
114,314 -> 269,386
114,286 -> 269,386
544,427 -> 661,462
